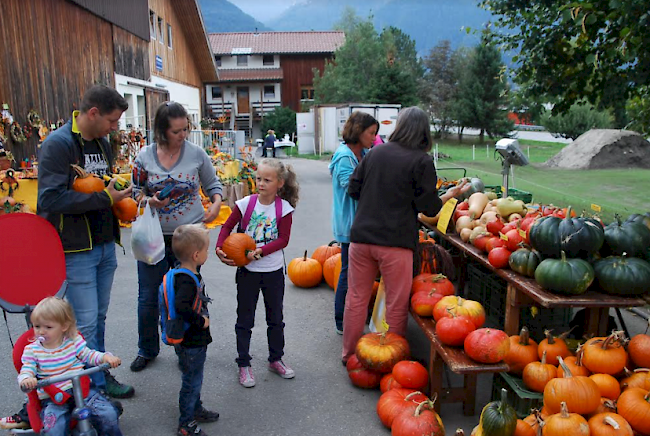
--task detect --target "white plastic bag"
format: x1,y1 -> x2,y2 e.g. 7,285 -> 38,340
131,201 -> 165,265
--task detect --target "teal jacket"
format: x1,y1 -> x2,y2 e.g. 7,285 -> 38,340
328,143 -> 364,243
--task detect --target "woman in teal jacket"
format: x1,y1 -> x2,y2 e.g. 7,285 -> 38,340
329,112 -> 379,334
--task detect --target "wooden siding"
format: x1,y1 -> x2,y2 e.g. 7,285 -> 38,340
148,0 -> 203,88
69,0 -> 149,41
113,26 -> 150,80
144,88 -> 170,131
279,55 -> 330,112
0,0 -> 115,163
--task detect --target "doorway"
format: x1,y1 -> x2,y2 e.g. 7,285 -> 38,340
237,87 -> 249,115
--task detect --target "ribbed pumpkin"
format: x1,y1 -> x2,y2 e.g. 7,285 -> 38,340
590,398 -> 618,416
391,360 -> 429,391
542,402 -> 590,436
376,388 -> 428,429
558,349 -> 591,378
411,273 -> 455,295
625,212 -> 650,231
355,332 -> 410,373
589,374 -> 621,401
323,252 -> 341,289
112,197 -> 138,222
628,333 -> 650,368
534,252 -> 595,295
287,250 -> 323,288
505,327 -> 539,375
346,354 -> 382,389
593,256 -> 650,296
478,388 -> 517,436
221,233 -> 256,267
523,351 -> 557,393
602,216 -> 650,259
508,248 -> 543,277
528,210 -> 604,259
616,387 -> 650,435
581,332 -> 627,375
538,330 -> 573,366
587,413 -> 634,436
391,398 -> 445,436
380,373 -> 403,393
71,164 -> 105,193
543,356 -> 601,415
311,241 -> 341,266
620,368 -> 650,391
514,419 -> 536,436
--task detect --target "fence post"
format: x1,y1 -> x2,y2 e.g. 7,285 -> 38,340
527,146 -> 530,158
472,144 -> 475,160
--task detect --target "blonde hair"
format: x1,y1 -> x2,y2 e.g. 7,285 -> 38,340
172,223 -> 210,262
30,297 -> 78,339
259,158 -> 300,207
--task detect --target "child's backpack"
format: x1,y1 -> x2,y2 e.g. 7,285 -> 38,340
239,194 -> 282,232
159,268 -> 202,345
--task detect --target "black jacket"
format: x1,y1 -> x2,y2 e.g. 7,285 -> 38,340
174,272 -> 212,348
348,142 -> 442,251
37,120 -> 120,253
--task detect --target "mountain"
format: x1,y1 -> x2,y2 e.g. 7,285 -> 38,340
198,0 -> 272,33
266,0 -> 493,54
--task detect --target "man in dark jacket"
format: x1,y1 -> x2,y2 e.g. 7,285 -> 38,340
262,129 -> 276,158
37,85 -> 135,400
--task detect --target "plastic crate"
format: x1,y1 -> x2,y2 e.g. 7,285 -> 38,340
484,185 -> 533,203
492,372 -> 543,418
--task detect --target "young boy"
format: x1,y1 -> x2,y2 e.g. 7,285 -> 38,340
171,224 -> 219,436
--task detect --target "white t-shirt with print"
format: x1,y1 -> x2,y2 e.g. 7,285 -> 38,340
236,195 -> 294,272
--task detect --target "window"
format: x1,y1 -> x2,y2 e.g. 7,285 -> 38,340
158,17 -> 164,44
264,85 -> 275,98
215,56 -> 222,66
149,10 -> 156,40
301,86 -> 315,100
237,55 -> 248,66
211,86 -> 222,99
263,55 -> 274,66
166,23 -> 172,48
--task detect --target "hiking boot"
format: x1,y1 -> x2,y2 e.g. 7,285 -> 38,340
104,371 -> 135,399
238,366 -> 255,388
130,355 -> 154,372
0,414 -> 29,430
268,360 -> 295,379
178,420 -> 207,436
194,406 -> 219,423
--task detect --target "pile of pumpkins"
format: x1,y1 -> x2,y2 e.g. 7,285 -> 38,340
502,326 -> 650,436
445,188 -> 650,297
285,241 -> 342,288
346,331 -> 446,436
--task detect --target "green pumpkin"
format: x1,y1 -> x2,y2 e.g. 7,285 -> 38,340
594,256 -> 650,296
534,251 -> 595,295
528,215 -> 562,258
480,388 -> 517,436
625,212 -> 650,232
508,248 -> 543,277
602,216 -> 650,259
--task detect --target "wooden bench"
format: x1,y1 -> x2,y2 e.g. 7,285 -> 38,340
410,309 -> 509,416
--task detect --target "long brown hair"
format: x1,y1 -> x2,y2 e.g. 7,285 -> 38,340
389,107 -> 432,152
342,111 -> 379,145
153,101 -> 188,145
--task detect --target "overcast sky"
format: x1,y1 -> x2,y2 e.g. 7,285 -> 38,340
226,0 -> 303,23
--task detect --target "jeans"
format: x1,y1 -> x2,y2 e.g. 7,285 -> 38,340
177,345 -> 207,426
65,243 -> 117,390
235,267 -> 285,367
40,389 -> 122,436
136,235 -> 177,360
334,243 -> 349,330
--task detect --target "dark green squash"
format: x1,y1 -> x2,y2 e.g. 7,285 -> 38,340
480,388 -> 517,436
594,256 -> 650,296
602,216 -> 650,259
625,212 -> 650,232
508,248 -> 543,277
557,207 -> 605,258
528,215 -> 562,258
534,251 -> 595,295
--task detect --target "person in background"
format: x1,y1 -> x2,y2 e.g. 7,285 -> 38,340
329,112 -> 379,335
129,101 -> 223,373
37,84 -> 134,401
262,129 -> 276,158
341,107 -> 470,364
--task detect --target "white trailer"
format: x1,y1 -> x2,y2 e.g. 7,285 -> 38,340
336,103 -> 401,142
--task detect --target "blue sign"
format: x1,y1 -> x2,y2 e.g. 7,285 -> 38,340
155,55 -> 163,72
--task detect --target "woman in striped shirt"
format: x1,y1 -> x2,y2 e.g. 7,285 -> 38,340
18,297 -> 123,436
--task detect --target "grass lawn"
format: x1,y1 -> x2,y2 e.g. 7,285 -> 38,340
432,137 -> 650,222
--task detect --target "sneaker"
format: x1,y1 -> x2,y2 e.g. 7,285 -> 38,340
238,366 -> 255,388
178,420 -> 207,436
268,360 -> 295,379
104,371 -> 135,399
194,406 -> 220,423
130,355 -> 154,372
0,414 -> 29,430
336,327 -> 343,335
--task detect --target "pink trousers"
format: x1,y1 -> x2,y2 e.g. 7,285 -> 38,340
342,243 -> 413,362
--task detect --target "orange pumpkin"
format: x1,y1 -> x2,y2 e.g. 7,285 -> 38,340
112,197 -> 138,222
523,351 -> 558,393
376,388 -> 428,429
323,252 -> 342,289
287,250 -> 323,288
538,329 -> 573,366
391,361 -> 428,391
620,368 -> 650,391
542,402 -> 590,436
514,419 -> 536,436
543,356 -> 601,415
311,241 -> 341,266
587,413 -> 633,436
558,348 -> 591,378
391,399 -> 444,436
221,233 -> 256,267
582,332 -> 628,376
380,373 -> 403,393
627,333 -> 650,369
505,326 -> 540,376
355,332 -> 410,373
590,374 -> 621,401
616,387 -> 650,435
71,164 -> 105,193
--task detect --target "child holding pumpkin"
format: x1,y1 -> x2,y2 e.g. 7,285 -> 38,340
215,158 -> 300,388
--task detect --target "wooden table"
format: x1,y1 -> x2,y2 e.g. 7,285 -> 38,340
410,309 -> 508,415
422,223 -> 647,336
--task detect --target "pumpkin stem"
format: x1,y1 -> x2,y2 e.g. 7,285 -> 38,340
302,250 -> 308,261
575,345 -> 585,366
430,273 -> 448,283
544,330 -> 555,344
519,327 -> 530,346
328,240 -> 339,247
499,388 -> 509,411
557,326 -> 577,341
645,392 -> 650,403
603,416 -> 620,430
557,356 -> 573,378
540,350 -> 547,365
564,206 -> 573,220
600,331 -> 624,350
71,164 -> 91,178
560,250 -> 567,262
455,429 -> 465,436
405,391 -> 424,401
559,402 -> 570,418
413,399 -> 435,417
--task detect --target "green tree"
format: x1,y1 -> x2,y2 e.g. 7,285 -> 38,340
453,39 -> 513,142
541,102 -> 613,140
481,0 -> 650,128
626,86 -> 650,136
261,106 -> 297,140
420,40 -> 459,138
